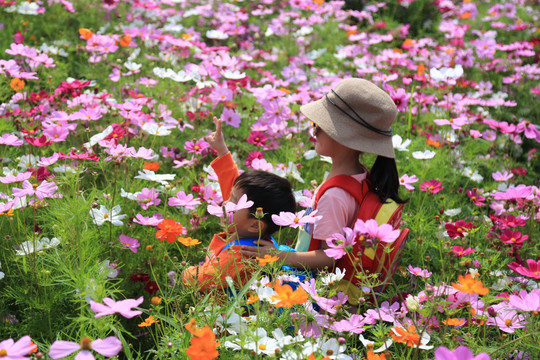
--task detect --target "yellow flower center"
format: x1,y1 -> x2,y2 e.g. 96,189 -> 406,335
0,349 -> 8,357
103,213 -> 109,219
259,344 -> 266,350
80,337 -> 92,350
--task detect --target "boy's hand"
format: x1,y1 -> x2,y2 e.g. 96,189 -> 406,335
205,116 -> 228,157
239,239 -> 278,258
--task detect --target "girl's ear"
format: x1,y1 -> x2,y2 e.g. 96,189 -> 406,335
247,218 -> 266,235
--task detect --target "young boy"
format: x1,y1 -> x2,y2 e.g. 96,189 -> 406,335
182,118 -> 296,292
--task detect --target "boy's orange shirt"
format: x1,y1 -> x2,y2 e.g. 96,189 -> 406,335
182,152 -> 256,292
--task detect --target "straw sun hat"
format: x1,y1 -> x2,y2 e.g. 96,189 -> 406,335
300,78 -> 398,159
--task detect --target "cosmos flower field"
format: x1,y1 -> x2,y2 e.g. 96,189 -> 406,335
0,0 -> 539,359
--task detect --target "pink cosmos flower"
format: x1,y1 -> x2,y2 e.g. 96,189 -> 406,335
221,107 -> 241,128
353,218 -> 400,244
271,210 -> 322,229
119,235 -> 140,253
0,335 -> 36,359
434,345 -> 490,360
508,289 -> 540,312
508,259 -> 540,279
492,170 -> 513,182
90,296 -> 143,318
399,174 -> 418,191
0,171 -> 32,184
324,227 -> 356,260
364,301 -> 401,323
133,213 -> 163,226
330,314 -> 367,334
207,194 -> 254,217
452,246 -> 475,257
420,179 -> 444,194
49,336 -> 122,360
486,306 -> 527,334
43,125 -> 70,142
407,265 -> 432,278
184,139 -> 209,154
136,187 -> 161,210
168,191 -> 201,210
12,180 -> 58,200
0,133 -> 24,146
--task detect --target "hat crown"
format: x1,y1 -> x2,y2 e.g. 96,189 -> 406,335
300,77 -> 398,158
328,78 -> 397,132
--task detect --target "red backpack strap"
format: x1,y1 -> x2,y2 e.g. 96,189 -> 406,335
314,175 -> 371,207
309,175 -> 371,251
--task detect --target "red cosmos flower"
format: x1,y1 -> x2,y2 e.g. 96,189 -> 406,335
445,220 -> 475,238
500,229 -> 528,247
245,151 -> 265,168
24,135 -> 52,147
144,281 -> 159,294
489,214 -> 527,230
130,273 -> 150,283
511,166 -> 527,176
28,167 -> 53,182
246,131 -> 268,147
466,189 -> 486,206
420,179 -> 444,194
155,219 -> 184,243
508,259 -> 540,279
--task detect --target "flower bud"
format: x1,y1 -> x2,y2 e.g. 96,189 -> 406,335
406,295 -> 420,312
487,306 -> 497,317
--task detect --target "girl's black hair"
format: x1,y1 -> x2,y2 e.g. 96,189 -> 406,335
369,155 -> 408,204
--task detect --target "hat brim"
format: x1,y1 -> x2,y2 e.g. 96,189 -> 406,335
300,97 -> 395,159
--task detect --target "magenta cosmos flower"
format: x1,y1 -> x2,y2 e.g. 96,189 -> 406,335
0,335 -> 36,359
49,336 -> 122,360
434,345 -> 490,360
508,259 -> 540,279
90,296 -> 143,318
420,179 -> 444,194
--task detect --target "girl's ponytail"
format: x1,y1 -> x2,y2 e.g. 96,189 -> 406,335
369,155 -> 407,204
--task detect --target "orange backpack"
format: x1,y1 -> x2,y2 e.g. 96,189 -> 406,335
311,175 -> 409,303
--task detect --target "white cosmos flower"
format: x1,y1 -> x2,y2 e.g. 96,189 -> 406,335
412,150 -> 436,159
359,335 -> 392,353
206,30 -> 228,39
392,134 -> 412,151
0,261 -> 4,280
221,70 -> 246,79
169,70 -> 193,82
134,170 -> 175,185
461,167 -> 484,182
141,123 -> 172,136
152,67 -> 169,78
89,205 -> 126,226
444,208 -> 462,217
15,237 -> 61,256
430,64 -> 464,82
320,268 -> 346,286
245,335 -> 280,356
124,61 -> 142,71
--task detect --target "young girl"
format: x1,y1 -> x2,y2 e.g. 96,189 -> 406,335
239,78 -> 407,274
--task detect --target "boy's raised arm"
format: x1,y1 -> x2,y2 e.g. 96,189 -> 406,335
205,116 -> 229,157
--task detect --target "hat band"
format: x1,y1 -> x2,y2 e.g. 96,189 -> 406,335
325,90 -> 393,137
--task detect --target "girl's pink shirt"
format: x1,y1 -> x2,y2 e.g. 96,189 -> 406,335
311,172 -> 367,242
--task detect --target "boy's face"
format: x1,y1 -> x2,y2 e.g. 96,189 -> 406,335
227,186 -> 261,238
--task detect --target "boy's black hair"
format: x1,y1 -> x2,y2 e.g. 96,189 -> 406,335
234,170 -> 296,236
370,155 -> 408,205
